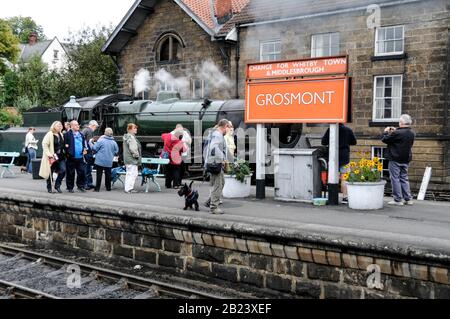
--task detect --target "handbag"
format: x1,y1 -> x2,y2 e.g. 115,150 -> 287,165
206,162 -> 222,175
22,146 -> 28,154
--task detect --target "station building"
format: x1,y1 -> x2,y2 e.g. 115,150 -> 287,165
103,0 -> 450,194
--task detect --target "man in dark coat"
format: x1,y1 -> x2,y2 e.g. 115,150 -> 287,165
321,123 -> 357,201
64,120 -> 88,193
381,114 -> 415,206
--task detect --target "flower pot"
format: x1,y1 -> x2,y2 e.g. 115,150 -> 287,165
346,180 -> 386,210
223,174 -> 252,198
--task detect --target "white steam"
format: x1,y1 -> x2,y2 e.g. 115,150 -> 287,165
153,69 -> 190,96
133,68 -> 151,97
197,60 -> 233,91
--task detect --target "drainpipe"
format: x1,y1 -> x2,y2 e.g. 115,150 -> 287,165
235,25 -> 240,99
443,29 -> 450,184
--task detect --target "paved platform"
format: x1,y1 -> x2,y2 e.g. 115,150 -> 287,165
1,167 -> 450,259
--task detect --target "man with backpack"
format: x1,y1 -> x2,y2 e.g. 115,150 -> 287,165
203,119 -> 230,214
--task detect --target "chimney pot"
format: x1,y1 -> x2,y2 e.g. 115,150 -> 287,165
28,32 -> 38,45
216,0 -> 233,24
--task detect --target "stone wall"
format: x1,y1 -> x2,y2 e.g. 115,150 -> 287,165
1,195 -> 449,299
117,0 -> 230,99
234,0 -> 449,191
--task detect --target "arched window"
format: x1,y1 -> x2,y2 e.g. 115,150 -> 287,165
155,33 -> 184,63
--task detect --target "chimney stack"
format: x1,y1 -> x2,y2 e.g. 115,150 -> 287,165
28,32 -> 38,45
215,0 -> 233,24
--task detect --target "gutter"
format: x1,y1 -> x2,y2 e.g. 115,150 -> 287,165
235,25 -> 240,99
239,0 -> 423,28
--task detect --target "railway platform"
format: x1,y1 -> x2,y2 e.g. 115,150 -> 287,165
1,166 -> 450,298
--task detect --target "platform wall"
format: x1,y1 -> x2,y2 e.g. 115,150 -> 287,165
1,195 -> 450,299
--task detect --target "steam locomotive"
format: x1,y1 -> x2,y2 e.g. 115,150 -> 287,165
0,92 -> 303,173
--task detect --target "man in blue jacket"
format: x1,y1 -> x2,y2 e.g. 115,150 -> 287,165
64,120 -> 88,193
382,114 -> 415,206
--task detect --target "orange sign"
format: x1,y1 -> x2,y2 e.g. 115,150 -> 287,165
245,77 -> 348,123
247,56 -> 348,80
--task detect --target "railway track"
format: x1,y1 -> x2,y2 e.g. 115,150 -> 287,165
0,243 -> 225,299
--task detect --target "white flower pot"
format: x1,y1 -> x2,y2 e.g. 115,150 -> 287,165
223,174 -> 252,198
346,181 -> 386,210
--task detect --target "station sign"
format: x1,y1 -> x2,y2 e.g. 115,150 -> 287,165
245,56 -> 349,124
247,56 -> 348,80
245,77 -> 348,123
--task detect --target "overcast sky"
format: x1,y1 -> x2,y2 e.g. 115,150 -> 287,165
0,0 -> 136,41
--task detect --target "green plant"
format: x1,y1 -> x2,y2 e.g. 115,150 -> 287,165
226,159 -> 252,183
343,156 -> 383,183
0,108 -> 22,127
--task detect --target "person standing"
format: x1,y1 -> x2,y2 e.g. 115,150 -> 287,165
123,123 -> 142,193
171,124 -> 192,179
64,120 -> 88,193
204,119 -> 230,214
382,114 -> 415,206
39,121 -> 66,193
82,120 -> 99,189
321,123 -> 357,202
92,128 -> 119,192
224,121 -> 236,162
25,127 -> 38,173
162,130 -> 186,189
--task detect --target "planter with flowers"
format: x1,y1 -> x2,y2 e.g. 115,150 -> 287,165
343,156 -> 386,210
223,160 -> 253,198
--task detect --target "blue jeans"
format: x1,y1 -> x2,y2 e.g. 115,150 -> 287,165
389,161 -> 412,202
26,148 -> 37,173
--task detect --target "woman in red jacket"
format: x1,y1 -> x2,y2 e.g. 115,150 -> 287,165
161,131 -> 186,189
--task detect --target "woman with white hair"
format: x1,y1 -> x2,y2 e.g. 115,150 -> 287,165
92,127 -> 119,192
39,121 -> 66,193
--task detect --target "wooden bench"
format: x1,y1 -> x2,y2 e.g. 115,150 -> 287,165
0,152 -> 20,178
112,158 -> 169,192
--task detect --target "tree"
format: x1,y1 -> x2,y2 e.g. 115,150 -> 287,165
56,25 -> 118,99
0,19 -> 20,76
5,16 -> 45,43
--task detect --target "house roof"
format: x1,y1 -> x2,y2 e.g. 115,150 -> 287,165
217,0 -> 405,37
19,40 -> 53,62
102,0 -> 249,54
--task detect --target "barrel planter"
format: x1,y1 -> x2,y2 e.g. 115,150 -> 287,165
346,180 -> 386,210
223,174 -> 252,198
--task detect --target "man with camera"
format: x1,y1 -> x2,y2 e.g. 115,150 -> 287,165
381,114 -> 415,206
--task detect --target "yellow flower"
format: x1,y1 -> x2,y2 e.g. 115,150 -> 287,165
350,161 -> 357,167
342,173 -> 349,181
372,157 -> 379,163
377,165 -> 383,172
354,170 -> 360,175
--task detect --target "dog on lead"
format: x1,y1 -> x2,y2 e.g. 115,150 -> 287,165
177,181 -> 199,211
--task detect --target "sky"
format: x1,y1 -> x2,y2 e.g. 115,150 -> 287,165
0,0 -> 136,41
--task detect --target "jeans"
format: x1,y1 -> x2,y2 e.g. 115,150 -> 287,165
389,161 -> 412,202
95,165 -> 112,191
26,148 -> 37,173
85,155 -> 94,187
66,158 -> 86,190
47,160 -> 66,190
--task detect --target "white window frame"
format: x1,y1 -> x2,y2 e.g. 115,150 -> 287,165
372,146 -> 389,178
311,32 -> 340,58
259,40 -> 281,62
191,78 -> 209,99
372,75 -> 403,122
375,25 -> 405,56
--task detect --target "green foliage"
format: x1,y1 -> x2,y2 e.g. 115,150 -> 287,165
0,19 -> 20,75
5,16 -> 46,43
58,25 -> 118,98
226,159 -> 252,183
0,108 -> 22,127
1,70 -> 18,106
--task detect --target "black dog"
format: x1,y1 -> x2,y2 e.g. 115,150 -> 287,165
178,181 -> 199,211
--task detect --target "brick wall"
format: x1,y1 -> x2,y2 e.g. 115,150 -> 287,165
117,0 -> 229,99
233,0 -> 449,191
1,196 -> 450,299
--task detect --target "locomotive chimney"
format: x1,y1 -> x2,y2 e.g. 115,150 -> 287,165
215,0 -> 233,24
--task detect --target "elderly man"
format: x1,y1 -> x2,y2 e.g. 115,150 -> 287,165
381,114 -> 415,206
64,120 -> 88,193
82,120 -> 99,189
